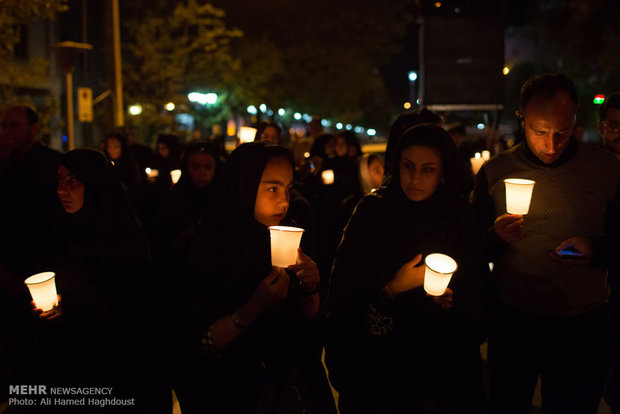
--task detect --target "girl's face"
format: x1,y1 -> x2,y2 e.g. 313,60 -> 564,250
57,165 -> 85,214
105,137 -> 122,160
368,157 -> 384,189
399,145 -> 443,202
187,152 -> 215,189
335,136 -> 348,157
254,157 -> 293,227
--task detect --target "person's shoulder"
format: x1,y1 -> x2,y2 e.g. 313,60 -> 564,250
579,142 -> 620,166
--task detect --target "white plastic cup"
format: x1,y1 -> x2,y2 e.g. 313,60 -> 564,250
24,272 -> 58,311
470,153 -> 484,175
423,253 -> 458,296
269,226 -> 305,267
321,169 -> 335,185
504,178 -> 535,215
170,169 -> 182,184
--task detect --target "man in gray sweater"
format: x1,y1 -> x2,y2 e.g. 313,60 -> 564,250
474,73 -> 620,414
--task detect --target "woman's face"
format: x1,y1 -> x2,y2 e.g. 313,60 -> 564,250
105,137 -> 122,160
259,126 -> 280,144
335,136 -> 348,157
57,165 -> 85,214
254,157 -> 293,227
157,142 -> 170,159
399,145 -> 443,202
368,157 -> 384,189
187,152 -> 215,189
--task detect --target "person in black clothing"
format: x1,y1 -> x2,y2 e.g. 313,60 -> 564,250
30,149 -> 169,412
102,131 -> 144,199
173,141 -> 335,414
325,124 -> 487,414
0,105 -> 62,397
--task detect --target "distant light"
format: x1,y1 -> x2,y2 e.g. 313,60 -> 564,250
145,168 -> 151,174
408,71 -> 418,82
477,123 -> 485,130
434,1 -> 442,7
205,93 -> 217,104
247,105 -> 258,115
278,108 -> 285,116
594,94 -> 605,105
259,104 -> 267,113
354,126 -> 364,134
367,129 -> 376,136
128,105 -> 142,115
454,7 -> 460,13
502,66 -> 510,75
188,92 -> 217,105
345,124 -> 352,130
62,135 -> 68,143
404,102 -> 412,109
165,102 -> 175,111
267,109 -> 274,116
323,120 -> 332,127
294,112 -> 302,120
416,98 -> 421,104
303,114 -> 312,123
304,152 -> 310,158
336,123 -> 343,129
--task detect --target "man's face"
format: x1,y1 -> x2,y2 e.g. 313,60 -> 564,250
599,107 -> 620,156
522,90 -> 576,164
0,107 -> 38,160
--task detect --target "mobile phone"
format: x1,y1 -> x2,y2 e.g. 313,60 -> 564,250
549,247 -> 586,260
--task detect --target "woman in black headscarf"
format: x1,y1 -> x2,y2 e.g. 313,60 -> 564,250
34,149 -> 168,412
324,124 -> 488,414
172,141 -> 335,414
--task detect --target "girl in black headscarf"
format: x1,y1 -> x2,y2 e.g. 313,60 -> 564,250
324,124 -> 488,414
172,141 -> 335,414
33,149 -> 168,412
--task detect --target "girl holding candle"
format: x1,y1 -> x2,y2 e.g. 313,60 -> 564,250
173,141 -> 335,413
325,124 -> 488,413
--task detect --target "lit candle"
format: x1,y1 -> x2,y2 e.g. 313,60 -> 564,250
423,253 -> 458,296
321,169 -> 335,185
470,153 -> 484,175
481,150 -> 491,161
268,226 -> 305,267
24,272 -> 58,311
238,126 -> 257,143
504,178 -> 535,215
145,167 -> 159,178
170,169 -> 182,184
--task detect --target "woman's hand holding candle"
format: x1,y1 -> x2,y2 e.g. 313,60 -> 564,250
428,287 -> 453,310
385,253 -> 424,298
31,294 -> 62,320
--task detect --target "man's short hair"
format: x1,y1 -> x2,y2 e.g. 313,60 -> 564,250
7,105 -> 39,125
519,73 -> 578,115
599,91 -> 620,121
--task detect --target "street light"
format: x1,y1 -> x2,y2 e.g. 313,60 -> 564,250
408,71 -> 418,105
56,41 -> 93,151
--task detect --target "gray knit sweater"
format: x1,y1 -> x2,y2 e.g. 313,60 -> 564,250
478,140 -> 620,317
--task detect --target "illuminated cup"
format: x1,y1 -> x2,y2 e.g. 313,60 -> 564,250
145,167 -> 159,178
170,169 -> 182,184
481,150 -> 491,161
24,272 -> 58,312
504,178 -> 535,215
321,169 -> 335,185
470,152 -> 484,175
423,253 -> 458,296
268,226 -> 305,267
238,126 -> 257,143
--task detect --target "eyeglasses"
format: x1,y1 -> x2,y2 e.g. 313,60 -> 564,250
602,121 -> 620,133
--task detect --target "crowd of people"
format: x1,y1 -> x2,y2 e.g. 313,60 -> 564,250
0,72 -> 619,414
